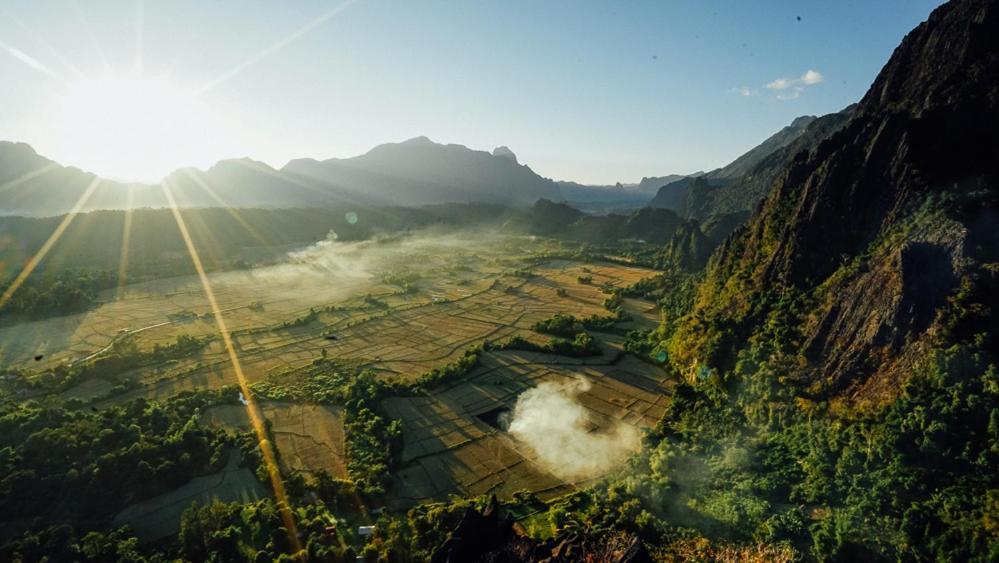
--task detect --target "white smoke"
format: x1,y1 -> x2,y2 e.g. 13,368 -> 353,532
507,377 -> 641,481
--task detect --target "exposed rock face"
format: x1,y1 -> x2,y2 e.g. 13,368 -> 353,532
678,0 -> 999,396
430,496 -> 653,563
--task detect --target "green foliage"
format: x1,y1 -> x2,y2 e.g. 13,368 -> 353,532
533,313 -> 584,336
0,391 -> 233,557
414,346 -> 481,390
533,312 -> 623,337
252,360 -> 403,497
178,499 -> 355,562
278,307 -> 320,329
0,269 -> 116,321
39,333 -> 215,394
548,341 -> 999,562
491,332 -> 601,357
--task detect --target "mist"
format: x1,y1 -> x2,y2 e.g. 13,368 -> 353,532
250,229 -> 507,282
507,377 -> 641,481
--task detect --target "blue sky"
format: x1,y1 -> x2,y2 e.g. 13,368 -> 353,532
0,0 -> 945,183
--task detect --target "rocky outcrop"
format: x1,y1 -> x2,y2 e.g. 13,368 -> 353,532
675,0 -> 999,397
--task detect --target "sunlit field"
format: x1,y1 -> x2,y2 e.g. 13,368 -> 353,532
1,229 -> 668,519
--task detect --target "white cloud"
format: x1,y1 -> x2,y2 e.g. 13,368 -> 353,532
732,69 -> 823,100
766,69 -> 824,91
766,77 -> 792,90
801,69 -> 824,85
762,69 -> 823,100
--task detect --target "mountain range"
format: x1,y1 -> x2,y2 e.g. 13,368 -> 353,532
0,137 -> 565,216
2,112 -> 853,218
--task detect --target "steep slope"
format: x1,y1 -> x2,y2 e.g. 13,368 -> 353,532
284,137 -> 561,207
659,211 -> 750,271
670,0 -> 999,399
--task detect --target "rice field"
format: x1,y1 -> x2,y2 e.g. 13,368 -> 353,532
201,402 -> 347,480
3,233 -> 670,513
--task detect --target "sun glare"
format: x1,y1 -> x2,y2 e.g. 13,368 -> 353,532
48,73 -> 226,182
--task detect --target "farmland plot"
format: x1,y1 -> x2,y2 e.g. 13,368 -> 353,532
382,347 -> 673,508
201,402 -> 347,480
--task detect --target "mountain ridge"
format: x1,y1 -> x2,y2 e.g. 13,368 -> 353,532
668,0 -> 999,399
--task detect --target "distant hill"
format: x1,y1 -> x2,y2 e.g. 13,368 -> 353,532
283,137 -> 561,207
557,174 -> 689,205
710,115 -> 818,180
517,198 -> 686,244
555,181 -> 650,207
648,111 -> 852,218
682,107 -> 855,218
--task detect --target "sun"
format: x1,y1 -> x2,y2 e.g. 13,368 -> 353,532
47,73 -> 228,182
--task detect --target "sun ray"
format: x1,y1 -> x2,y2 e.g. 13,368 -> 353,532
72,0 -> 111,72
0,177 -> 100,310
161,181 -> 303,557
134,0 -> 144,76
0,162 -> 59,195
231,158 -> 376,208
116,188 -> 135,300
198,0 -> 359,94
0,38 -> 63,82
0,7 -> 85,79
182,169 -> 272,247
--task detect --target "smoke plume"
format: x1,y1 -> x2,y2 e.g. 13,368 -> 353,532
507,377 -> 641,481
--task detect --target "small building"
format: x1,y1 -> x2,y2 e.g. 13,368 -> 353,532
357,525 -> 376,536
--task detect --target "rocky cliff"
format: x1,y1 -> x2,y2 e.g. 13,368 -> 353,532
670,0 -> 999,399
